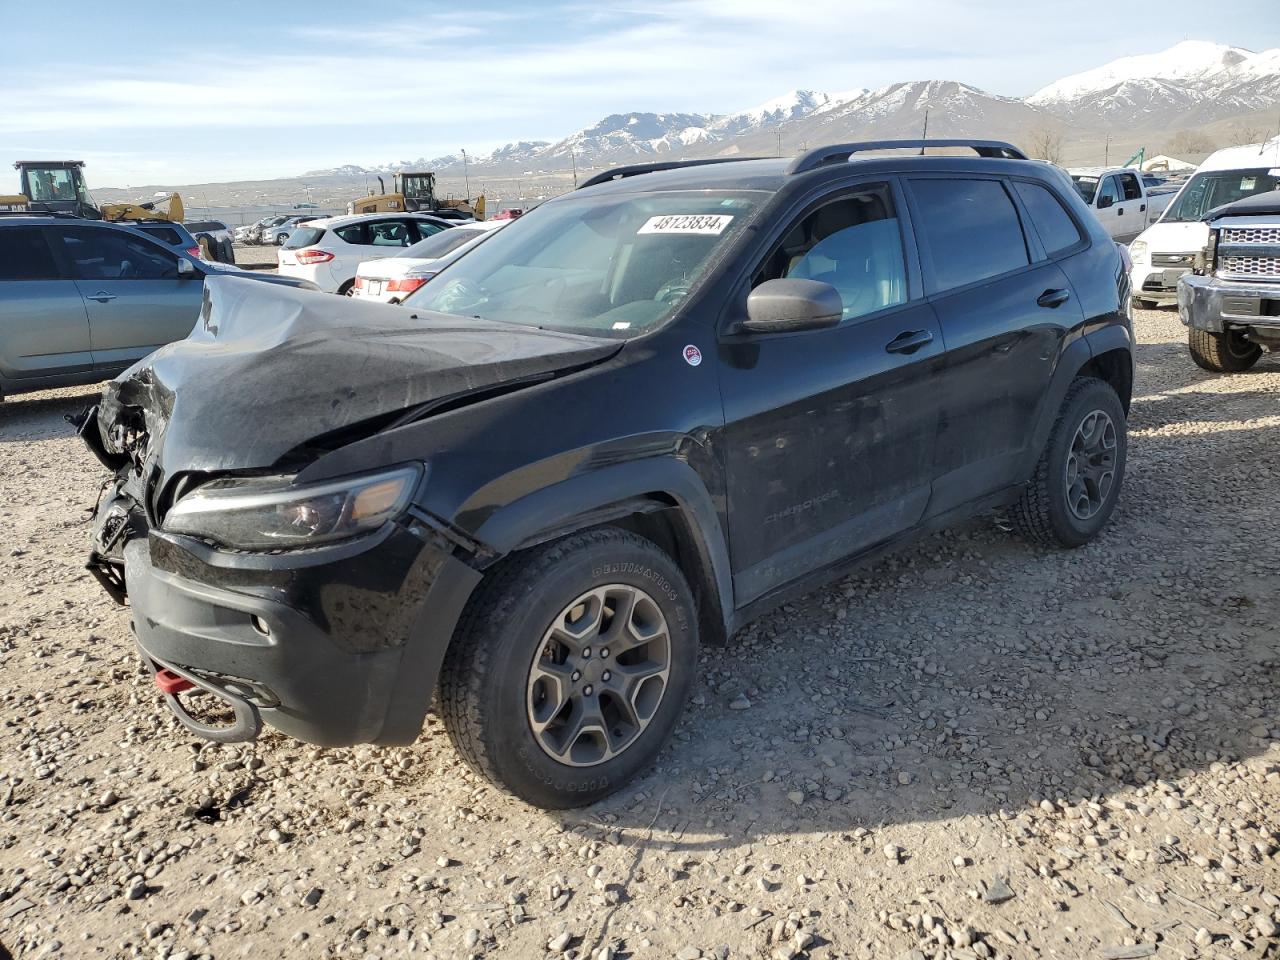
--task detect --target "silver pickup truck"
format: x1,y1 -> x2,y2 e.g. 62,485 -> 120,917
1178,190 -> 1280,372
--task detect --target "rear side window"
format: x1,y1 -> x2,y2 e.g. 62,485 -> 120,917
1118,173 -> 1142,201
138,225 -> 181,246
370,221 -> 412,246
908,179 -> 1029,293
284,227 -> 326,249
412,220 -> 446,242
0,228 -> 61,280
1012,181 -> 1083,257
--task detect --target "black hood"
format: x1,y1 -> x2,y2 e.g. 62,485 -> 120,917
1206,189 -> 1280,220
96,275 -> 621,475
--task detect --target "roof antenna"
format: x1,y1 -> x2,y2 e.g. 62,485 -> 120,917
919,109 -> 929,155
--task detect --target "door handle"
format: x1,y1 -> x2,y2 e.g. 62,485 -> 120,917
1037,288 -> 1071,309
1140,203 -> 1146,212
1116,207 -> 1124,216
87,292 -> 117,303
885,329 -> 934,355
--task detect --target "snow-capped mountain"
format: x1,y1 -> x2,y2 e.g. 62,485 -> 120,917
1030,41 -> 1280,125
306,40 -> 1280,180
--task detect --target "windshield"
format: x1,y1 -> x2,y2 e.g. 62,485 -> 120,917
1071,176 -> 1099,204
408,190 -> 761,337
397,227 -> 488,260
1162,169 -> 1280,222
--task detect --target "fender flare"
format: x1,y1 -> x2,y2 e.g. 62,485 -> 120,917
473,457 -> 734,634
1019,326 -> 1134,479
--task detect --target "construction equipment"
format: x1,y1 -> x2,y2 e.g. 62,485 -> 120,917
3,160 -> 185,224
348,172 -> 485,220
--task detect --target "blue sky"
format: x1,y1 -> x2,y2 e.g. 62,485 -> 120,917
3,0 -> 1279,186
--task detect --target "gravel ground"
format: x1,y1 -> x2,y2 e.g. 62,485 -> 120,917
230,245 -> 280,270
1,306 -> 1277,960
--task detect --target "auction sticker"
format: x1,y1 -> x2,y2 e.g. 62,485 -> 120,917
639,214 -> 733,235
683,344 -> 703,366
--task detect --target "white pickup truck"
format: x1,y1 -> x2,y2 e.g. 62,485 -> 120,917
1069,167 -> 1179,243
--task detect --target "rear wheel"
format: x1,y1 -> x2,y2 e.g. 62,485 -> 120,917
1012,377 -> 1127,548
1188,328 -> 1261,373
337,280 -> 355,297
438,528 -> 698,808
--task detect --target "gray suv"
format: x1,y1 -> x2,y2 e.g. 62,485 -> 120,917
0,215 -> 313,399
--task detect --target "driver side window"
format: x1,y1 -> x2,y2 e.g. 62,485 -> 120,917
1098,177 -> 1121,205
752,184 -> 907,323
57,228 -> 178,281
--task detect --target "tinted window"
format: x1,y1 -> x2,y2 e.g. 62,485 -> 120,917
753,183 -> 907,322
184,220 -> 226,232
57,228 -> 179,280
0,228 -> 60,280
284,227 -> 326,249
1118,173 -> 1142,201
909,179 -> 1029,292
1013,181 -> 1083,257
137,225 -> 182,246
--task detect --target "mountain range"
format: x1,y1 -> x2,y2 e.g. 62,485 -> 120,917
306,41 -> 1280,178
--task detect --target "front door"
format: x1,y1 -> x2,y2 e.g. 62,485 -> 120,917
718,181 -> 943,606
50,226 -> 205,372
0,226 -> 93,382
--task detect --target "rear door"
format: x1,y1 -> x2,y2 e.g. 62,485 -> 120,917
905,175 -> 1086,516
719,180 -> 944,605
50,226 -> 204,372
0,226 -> 94,382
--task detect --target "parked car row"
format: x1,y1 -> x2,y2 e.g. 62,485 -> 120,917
276,213 -> 457,294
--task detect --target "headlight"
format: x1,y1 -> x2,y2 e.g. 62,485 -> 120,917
164,465 -> 421,550
1129,240 -> 1148,262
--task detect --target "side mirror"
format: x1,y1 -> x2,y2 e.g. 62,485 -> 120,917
741,278 -> 843,334
1097,195 -> 1114,209
177,258 -> 196,279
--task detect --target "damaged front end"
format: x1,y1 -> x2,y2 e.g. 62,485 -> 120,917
76,275 -> 619,746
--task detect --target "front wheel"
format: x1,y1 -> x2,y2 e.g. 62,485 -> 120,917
438,528 -> 698,808
1188,328 -> 1261,373
275,234 -> 288,246
1012,377 -> 1127,548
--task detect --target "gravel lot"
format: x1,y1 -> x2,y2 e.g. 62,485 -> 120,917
1,306 -> 1277,960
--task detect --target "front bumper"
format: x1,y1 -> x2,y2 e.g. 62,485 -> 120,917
93,492 -> 481,747
1130,262 -> 1192,303
1177,274 -> 1280,334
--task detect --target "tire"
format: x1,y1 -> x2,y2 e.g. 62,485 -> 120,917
1130,297 -> 1156,310
1012,377 -> 1127,549
337,280 -> 355,297
1188,328 -> 1261,373
275,233 -> 288,246
439,528 -> 698,808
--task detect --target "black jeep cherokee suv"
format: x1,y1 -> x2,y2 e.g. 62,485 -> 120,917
80,140 -> 1134,808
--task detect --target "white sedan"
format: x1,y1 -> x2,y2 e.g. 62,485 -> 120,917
277,213 -> 455,294
352,220 -> 505,303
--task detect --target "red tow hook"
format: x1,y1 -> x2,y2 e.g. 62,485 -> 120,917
155,668 -> 195,695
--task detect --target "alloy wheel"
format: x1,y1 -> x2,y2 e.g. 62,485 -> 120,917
526,584 -> 671,767
1064,409 -> 1117,521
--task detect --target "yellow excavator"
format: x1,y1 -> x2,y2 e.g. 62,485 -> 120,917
348,171 -> 485,220
1,160 -> 184,223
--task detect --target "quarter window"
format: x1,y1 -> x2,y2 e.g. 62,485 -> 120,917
1012,181 -> 1083,257
0,228 -> 60,279
752,183 -> 907,322
908,178 -> 1029,293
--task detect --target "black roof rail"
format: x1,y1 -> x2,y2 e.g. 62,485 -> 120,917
787,139 -> 1028,175
577,156 -> 773,190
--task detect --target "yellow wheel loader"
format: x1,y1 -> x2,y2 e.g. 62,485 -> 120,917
347,171 -> 485,220
2,160 -> 184,223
